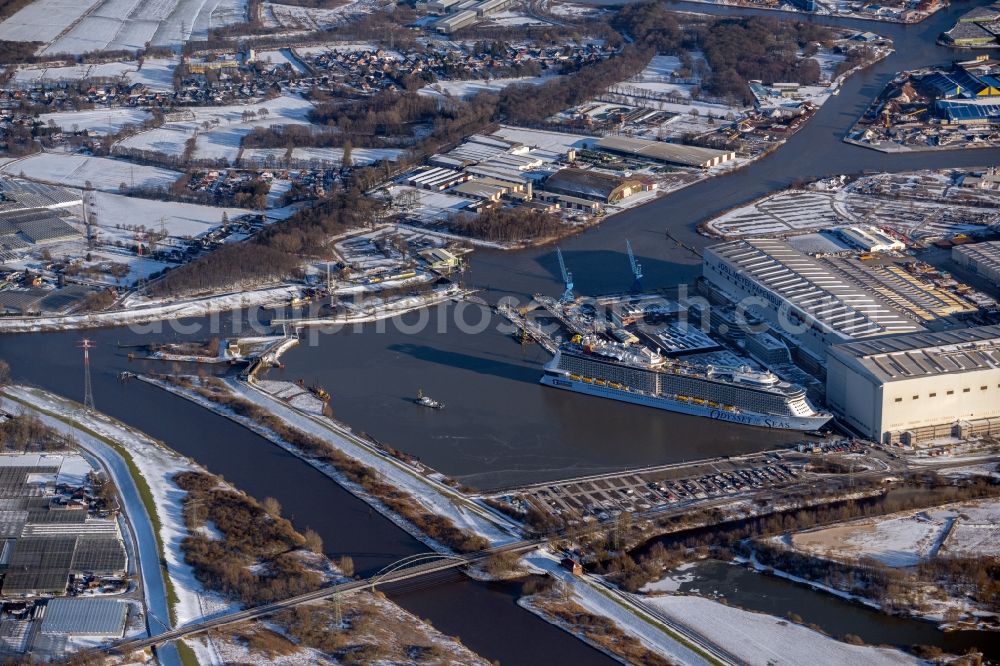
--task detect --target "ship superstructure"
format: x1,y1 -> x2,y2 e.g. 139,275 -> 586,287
541,336 -> 831,430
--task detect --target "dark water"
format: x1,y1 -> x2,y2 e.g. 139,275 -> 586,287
672,560 -> 1000,661
2,0 -> 1000,660
269,306 -> 807,489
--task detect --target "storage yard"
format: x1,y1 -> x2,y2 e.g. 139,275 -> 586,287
847,57 -> 1000,151
703,169 -> 1000,243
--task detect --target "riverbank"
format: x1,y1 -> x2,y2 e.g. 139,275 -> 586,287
139,374 -> 519,553
0,285 -> 302,333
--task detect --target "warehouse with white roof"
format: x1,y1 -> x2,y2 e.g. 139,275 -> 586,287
703,239 -> 923,359
826,325 -> 1000,444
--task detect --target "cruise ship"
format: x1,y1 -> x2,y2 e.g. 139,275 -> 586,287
540,337 -> 832,431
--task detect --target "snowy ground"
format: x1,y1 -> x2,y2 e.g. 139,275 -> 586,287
39,0 -> 247,55
116,94 -> 314,164
246,145 -> 409,169
0,385 -> 235,634
0,284 -> 302,332
11,61 -> 137,87
419,74 -> 558,100
387,185 -> 471,224
291,146 -> 403,167
2,153 -> 180,191
0,0 -> 101,46
254,49 -> 309,74
791,499 -> 1000,567
644,595 -> 920,666
126,57 -> 179,91
91,191 -> 251,239
261,0 -> 380,30
39,108 -> 152,135
521,549 -> 712,666
703,172 -> 1000,241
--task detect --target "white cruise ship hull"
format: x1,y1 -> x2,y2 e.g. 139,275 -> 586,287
540,374 -> 832,431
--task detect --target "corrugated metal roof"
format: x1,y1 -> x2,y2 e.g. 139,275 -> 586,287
40,598 -> 127,636
596,136 -> 733,167
829,325 -> 1000,383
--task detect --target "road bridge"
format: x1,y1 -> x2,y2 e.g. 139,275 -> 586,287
104,540 -> 541,657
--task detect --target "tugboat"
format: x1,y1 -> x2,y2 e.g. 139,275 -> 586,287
309,384 -> 331,402
414,388 -> 444,410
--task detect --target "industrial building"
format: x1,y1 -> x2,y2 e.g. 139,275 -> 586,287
936,100 -> 1000,125
435,9 -> 478,33
837,225 -> 905,253
543,168 -> 644,204
703,239 -> 923,359
953,240 -> 1000,287
595,136 -> 736,169
533,191 -> 604,214
0,459 -> 127,598
405,167 -> 470,191
826,325 -> 1000,443
39,598 -> 128,638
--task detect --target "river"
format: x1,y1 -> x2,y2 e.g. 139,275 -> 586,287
3,0 -> 1000,661
666,560 -> 1000,662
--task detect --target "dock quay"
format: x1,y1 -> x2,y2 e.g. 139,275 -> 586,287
495,302 -> 558,354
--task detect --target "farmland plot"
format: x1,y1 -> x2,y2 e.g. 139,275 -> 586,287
2,153 -> 180,191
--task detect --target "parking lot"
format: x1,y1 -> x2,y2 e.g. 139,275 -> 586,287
492,452 -> 809,522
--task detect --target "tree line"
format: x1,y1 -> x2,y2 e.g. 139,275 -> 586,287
614,3 -> 833,104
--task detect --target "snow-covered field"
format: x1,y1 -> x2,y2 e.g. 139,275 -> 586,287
125,57 -> 178,91
254,48 -> 308,74
12,61 -> 137,86
1,153 -> 180,191
791,500 -> 1000,567
39,108 -> 151,134
419,74 -> 557,101
295,146 -> 403,166
485,10 -> 550,26
0,284 -> 301,332
262,0 -> 379,30
114,126 -> 191,156
117,94 -> 314,164
705,190 -> 842,238
644,595 -> 919,666
91,191 -> 251,238
0,0 -> 102,45
38,0 -> 248,54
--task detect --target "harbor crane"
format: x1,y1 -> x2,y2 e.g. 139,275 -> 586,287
556,247 -> 574,304
626,239 -> 643,292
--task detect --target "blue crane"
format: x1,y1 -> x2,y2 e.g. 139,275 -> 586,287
556,247 -> 574,304
626,239 -> 643,292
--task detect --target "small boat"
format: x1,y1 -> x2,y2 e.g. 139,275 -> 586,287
414,389 -> 444,410
118,371 -> 136,381
310,384 -> 331,402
